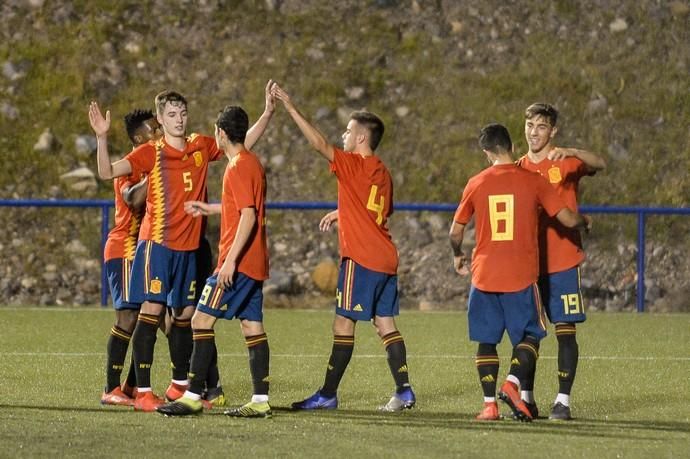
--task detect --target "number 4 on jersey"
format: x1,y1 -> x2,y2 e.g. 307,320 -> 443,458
367,185 -> 384,225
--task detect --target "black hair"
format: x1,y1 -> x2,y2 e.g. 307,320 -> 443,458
123,109 -> 154,144
216,105 -> 249,144
478,123 -> 512,153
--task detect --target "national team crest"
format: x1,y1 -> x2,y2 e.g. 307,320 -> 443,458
548,166 -> 562,183
193,151 -> 202,167
150,279 -> 162,294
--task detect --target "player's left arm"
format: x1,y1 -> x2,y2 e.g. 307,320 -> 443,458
548,147 -> 607,172
272,83 -> 335,161
449,221 -> 470,276
245,79 -> 276,150
217,207 -> 256,289
184,201 -> 221,217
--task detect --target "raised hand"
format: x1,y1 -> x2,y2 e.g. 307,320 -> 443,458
88,101 -> 111,137
271,83 -> 293,108
264,79 -> 276,113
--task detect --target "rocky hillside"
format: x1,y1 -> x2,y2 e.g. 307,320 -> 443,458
1,0 -> 688,311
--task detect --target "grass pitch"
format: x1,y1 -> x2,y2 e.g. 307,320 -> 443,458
0,308 -> 688,458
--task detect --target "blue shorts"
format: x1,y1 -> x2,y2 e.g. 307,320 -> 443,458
538,266 -> 587,324
128,240 -> 197,308
467,283 -> 547,346
335,258 -> 399,322
196,272 -> 264,322
105,258 -> 139,310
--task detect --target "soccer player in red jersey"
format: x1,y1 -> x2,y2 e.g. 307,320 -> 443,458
516,103 -> 606,420
272,83 -> 416,412
100,109 -> 161,406
449,123 -> 589,422
88,81 -> 275,411
157,105 -> 272,418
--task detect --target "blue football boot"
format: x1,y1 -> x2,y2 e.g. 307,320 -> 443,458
291,389 -> 338,410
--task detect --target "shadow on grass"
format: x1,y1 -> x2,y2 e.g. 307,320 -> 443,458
269,406 -> 690,438
2,403 -> 688,440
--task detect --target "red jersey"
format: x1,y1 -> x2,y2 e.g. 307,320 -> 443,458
125,134 -> 222,251
517,155 -> 594,273
217,150 -> 268,281
454,164 -> 567,292
330,148 -> 398,274
103,175 -> 142,262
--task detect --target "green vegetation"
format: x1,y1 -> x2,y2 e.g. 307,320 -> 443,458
0,309 -> 688,457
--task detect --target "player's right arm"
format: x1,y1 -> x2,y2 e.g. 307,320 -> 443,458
272,83 -> 335,161
555,208 -> 591,231
536,174 -> 590,231
88,102 -> 132,179
319,210 -> 339,232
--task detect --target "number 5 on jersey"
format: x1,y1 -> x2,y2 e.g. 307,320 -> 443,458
183,171 -> 193,191
367,185 -> 384,225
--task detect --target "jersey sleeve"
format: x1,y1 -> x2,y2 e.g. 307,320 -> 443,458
572,156 -> 596,178
536,174 -> 568,217
124,143 -> 155,178
228,159 -> 257,210
453,180 -> 475,224
330,147 -> 360,179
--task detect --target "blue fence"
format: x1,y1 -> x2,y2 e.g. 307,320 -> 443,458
2,198 -> 689,312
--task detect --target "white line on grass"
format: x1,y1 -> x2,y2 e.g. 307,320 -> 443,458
4,352 -> 690,361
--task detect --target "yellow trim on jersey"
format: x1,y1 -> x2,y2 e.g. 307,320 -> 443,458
149,144 -> 165,243
124,213 -> 140,260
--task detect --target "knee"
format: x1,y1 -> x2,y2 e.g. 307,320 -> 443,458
115,310 -> 138,333
174,305 -> 195,321
332,316 -> 356,336
240,320 -> 265,337
373,316 -> 397,338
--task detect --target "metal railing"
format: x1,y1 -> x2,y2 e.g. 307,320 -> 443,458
1,198 -> 688,312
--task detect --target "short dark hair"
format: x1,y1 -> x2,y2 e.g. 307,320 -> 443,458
216,105 -> 249,144
154,90 -> 187,115
478,123 -> 512,153
525,103 -> 558,126
350,111 -> 385,150
123,109 -> 154,144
